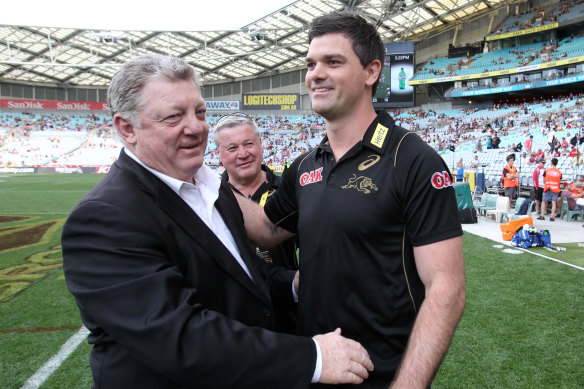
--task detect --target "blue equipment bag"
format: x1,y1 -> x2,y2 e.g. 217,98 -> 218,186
510,225 -> 551,249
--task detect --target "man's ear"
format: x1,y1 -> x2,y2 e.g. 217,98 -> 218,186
365,59 -> 382,88
114,114 -> 137,145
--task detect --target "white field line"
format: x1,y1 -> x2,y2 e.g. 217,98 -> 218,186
20,326 -> 89,389
517,247 -> 584,271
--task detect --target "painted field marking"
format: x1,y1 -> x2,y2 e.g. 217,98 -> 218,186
20,326 -> 89,389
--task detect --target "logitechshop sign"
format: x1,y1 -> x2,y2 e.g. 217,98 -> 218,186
0,99 -> 108,111
241,94 -> 299,110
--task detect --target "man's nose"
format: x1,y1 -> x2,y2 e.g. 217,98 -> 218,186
236,145 -> 250,157
183,114 -> 208,136
308,63 -> 325,81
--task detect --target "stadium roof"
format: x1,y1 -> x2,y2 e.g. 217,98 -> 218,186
0,0 -> 510,88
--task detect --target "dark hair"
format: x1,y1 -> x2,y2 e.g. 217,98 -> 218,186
551,158 -> 558,166
506,154 -> 515,161
308,11 -> 385,96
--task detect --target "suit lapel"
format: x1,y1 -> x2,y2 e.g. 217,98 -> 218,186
215,184 -> 271,300
117,153 -> 271,305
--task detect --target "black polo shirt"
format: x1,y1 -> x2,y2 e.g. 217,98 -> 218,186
222,164 -> 298,271
264,110 -> 462,387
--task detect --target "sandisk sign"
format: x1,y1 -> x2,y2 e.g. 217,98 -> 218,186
0,99 -> 108,111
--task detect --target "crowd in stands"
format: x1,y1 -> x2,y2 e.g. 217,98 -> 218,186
0,112 -> 325,169
2,93 -> 583,192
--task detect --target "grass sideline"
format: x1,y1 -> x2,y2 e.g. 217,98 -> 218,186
1,174 -> 582,388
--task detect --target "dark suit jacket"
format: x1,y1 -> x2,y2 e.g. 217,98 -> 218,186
62,150 -> 315,388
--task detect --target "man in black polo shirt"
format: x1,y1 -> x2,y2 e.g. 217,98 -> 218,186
214,113 -> 298,272
214,112 -> 299,333
236,11 -> 466,388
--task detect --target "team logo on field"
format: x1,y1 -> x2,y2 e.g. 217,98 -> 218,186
341,174 -> 378,194
299,167 -> 323,186
358,155 -> 381,171
431,171 -> 453,189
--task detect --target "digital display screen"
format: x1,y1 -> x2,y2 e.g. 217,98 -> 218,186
373,42 -> 415,108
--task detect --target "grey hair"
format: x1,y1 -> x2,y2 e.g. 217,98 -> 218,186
212,113 -> 260,147
107,54 -> 201,127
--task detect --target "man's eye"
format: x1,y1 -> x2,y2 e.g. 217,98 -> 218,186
165,114 -> 181,121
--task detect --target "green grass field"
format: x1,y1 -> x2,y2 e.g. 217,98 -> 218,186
1,174 -> 582,388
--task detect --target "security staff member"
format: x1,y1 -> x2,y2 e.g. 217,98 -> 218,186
503,154 -> 519,207
539,157 -> 562,221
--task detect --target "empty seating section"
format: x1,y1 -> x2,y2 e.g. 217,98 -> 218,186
415,35 -> 584,82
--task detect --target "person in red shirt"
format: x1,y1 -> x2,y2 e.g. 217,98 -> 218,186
525,135 -> 533,157
532,158 -> 546,215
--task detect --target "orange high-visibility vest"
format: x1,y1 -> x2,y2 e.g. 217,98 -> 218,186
544,167 -> 561,193
503,165 -> 518,188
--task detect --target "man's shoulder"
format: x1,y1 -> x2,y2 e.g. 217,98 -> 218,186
262,164 -> 281,187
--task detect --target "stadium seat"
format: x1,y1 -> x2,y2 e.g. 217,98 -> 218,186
559,197 -> 583,222
486,196 -> 511,222
478,193 -> 498,217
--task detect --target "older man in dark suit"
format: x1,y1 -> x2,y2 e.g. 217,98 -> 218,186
61,54 -> 372,389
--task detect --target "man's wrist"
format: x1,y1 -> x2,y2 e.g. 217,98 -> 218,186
311,339 -> 322,383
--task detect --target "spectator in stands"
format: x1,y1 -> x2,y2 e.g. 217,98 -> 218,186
475,138 -> 483,153
570,132 -> 580,147
562,175 -> 584,212
539,158 -> 562,221
470,154 -> 480,169
533,158 -> 546,216
487,136 -> 493,149
503,154 -> 520,207
560,137 -> 569,153
492,133 -> 501,149
456,158 -> 465,182
525,134 -> 533,157
547,127 -> 557,153
571,148 -> 583,168
213,112 -> 299,333
61,54 -> 372,388
534,148 -> 545,161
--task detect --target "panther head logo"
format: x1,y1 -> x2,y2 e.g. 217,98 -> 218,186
341,174 -> 379,194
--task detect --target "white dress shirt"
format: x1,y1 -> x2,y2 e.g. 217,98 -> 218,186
123,148 -> 321,382
124,148 -> 253,279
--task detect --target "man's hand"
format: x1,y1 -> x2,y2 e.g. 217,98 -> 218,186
293,270 -> 299,295
313,328 -> 374,384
